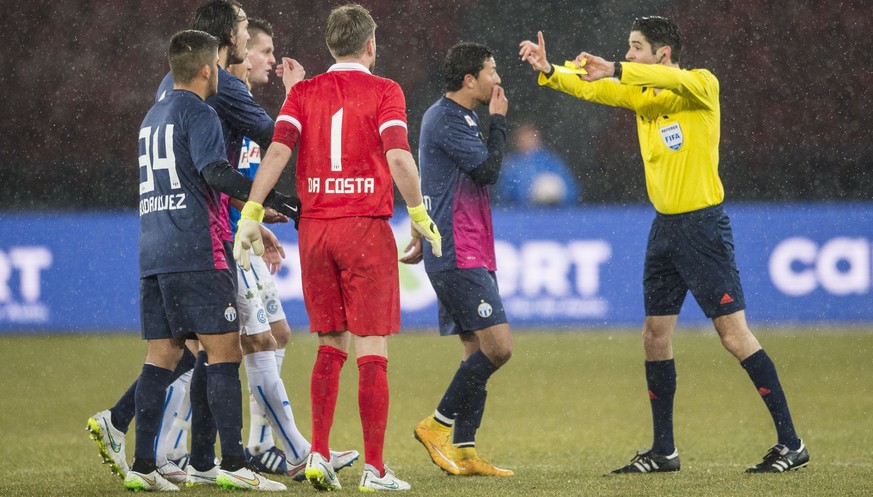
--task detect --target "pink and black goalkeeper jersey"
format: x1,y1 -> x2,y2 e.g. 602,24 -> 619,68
272,63 -> 410,219
418,97 -> 496,272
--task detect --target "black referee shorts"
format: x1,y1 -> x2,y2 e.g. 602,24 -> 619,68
643,204 -> 746,319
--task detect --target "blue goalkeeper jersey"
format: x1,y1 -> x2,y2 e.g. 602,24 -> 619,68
138,90 -> 229,277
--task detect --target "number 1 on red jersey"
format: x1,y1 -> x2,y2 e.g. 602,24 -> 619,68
331,108 -> 343,172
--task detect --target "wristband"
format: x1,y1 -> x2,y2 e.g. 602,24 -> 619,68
544,64 -> 556,79
614,61 -> 623,81
240,201 -> 265,222
407,203 -> 429,223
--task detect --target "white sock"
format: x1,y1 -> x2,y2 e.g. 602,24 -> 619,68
244,351 -> 311,465
242,347 -> 285,453
275,348 -> 285,374
247,393 -> 274,453
156,369 -> 192,466
165,370 -> 193,461
166,405 -> 191,461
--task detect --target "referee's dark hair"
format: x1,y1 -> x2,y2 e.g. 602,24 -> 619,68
169,30 -> 220,84
444,42 -> 494,92
192,0 -> 243,51
632,16 -> 683,64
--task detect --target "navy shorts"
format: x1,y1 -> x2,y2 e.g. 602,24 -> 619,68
223,240 -> 237,294
427,267 -> 508,336
644,204 -> 746,318
140,269 -> 238,340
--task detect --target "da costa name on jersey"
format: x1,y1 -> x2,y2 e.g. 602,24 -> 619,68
307,177 -> 375,194
139,193 -> 187,216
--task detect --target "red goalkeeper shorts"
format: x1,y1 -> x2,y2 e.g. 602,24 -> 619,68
298,216 -> 400,336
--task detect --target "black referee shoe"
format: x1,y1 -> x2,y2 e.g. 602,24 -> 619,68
745,440 -> 809,473
611,448 -> 680,474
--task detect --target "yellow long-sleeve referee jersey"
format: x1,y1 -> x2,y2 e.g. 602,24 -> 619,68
539,62 -> 723,214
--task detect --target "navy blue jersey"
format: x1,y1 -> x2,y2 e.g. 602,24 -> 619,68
157,68 -> 274,165
138,90 -> 229,277
419,97 -> 496,273
157,68 -> 274,242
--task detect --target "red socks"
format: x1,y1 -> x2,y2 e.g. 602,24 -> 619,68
310,346 -> 388,475
310,345 -> 347,457
358,355 -> 388,475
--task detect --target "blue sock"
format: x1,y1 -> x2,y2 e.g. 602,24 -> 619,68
207,362 -> 246,470
646,359 -> 676,455
431,361 -> 464,427
110,381 -> 138,435
176,346 -> 197,374
434,351 -> 497,446
741,349 -> 800,450
110,347 -> 197,435
132,364 -> 174,472
189,351 -> 217,471
454,384 -> 487,448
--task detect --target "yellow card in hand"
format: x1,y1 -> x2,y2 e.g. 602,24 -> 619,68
555,59 -> 588,75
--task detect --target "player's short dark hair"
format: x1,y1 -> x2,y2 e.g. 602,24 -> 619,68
443,42 -> 494,92
247,17 -> 273,43
325,3 -> 376,58
168,30 -> 219,84
632,16 -> 682,63
192,0 -> 243,50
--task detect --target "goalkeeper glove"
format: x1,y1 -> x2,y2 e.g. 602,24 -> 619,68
264,190 -> 301,229
233,201 -> 265,270
408,203 -> 442,257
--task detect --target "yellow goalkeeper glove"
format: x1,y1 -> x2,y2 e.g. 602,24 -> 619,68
408,203 -> 442,257
233,201 -> 265,271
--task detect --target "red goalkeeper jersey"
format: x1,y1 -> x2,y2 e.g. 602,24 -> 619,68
273,62 -> 410,219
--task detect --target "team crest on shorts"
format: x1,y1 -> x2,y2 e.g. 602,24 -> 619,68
659,122 -> 683,151
266,299 -> 279,314
257,309 -> 267,324
224,304 -> 238,322
477,300 -> 493,318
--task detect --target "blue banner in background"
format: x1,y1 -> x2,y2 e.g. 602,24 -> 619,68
1,203 -> 871,334
0,213 -> 140,332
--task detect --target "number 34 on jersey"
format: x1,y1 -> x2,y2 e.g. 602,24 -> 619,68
138,124 -> 187,216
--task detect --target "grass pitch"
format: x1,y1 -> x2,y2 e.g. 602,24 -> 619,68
1,328 -> 871,496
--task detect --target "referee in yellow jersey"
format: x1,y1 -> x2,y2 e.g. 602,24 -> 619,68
520,17 -> 808,474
